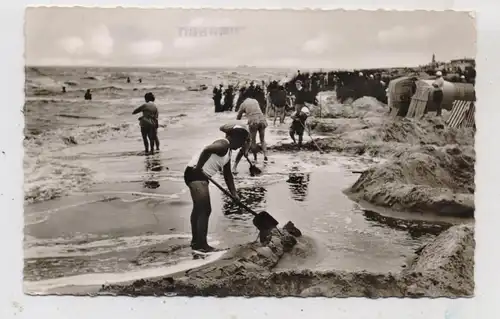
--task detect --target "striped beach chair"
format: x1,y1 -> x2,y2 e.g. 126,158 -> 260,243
446,100 -> 475,128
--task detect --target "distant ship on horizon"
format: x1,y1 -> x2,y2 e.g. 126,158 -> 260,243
237,64 -> 257,68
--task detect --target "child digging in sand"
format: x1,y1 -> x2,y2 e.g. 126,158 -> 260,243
220,124 -> 262,172
289,106 -> 311,147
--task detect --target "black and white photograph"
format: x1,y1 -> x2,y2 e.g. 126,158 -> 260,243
23,7 -> 476,297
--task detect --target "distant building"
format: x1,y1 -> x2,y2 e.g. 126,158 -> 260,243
449,58 -> 475,70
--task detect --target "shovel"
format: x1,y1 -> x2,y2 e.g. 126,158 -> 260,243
202,172 -> 279,236
244,154 -> 262,176
301,121 -> 324,153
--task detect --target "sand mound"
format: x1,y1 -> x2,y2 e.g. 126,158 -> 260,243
271,91 -> 473,159
377,116 -> 474,146
401,224 -> 474,297
310,96 -> 386,120
99,224 -> 473,297
346,144 -> 475,217
273,111 -> 474,160
101,222 -> 300,296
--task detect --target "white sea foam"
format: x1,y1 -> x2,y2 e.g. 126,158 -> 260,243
24,249 -> 227,294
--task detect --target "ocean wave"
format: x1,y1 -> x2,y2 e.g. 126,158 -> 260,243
31,88 -> 62,96
64,81 -> 79,86
25,122 -> 133,150
24,122 -> 136,203
81,75 -> 105,81
24,98 -> 61,105
57,114 -> 101,120
26,76 -> 64,89
88,85 -> 125,92
24,160 -> 94,204
130,84 -> 187,92
25,110 -> 186,150
109,72 -> 129,80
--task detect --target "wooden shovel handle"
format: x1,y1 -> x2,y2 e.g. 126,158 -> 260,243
202,171 -> 258,217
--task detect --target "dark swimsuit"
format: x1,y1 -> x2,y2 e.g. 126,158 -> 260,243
184,167 -> 209,185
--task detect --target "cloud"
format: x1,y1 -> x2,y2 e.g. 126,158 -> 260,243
188,17 -> 205,27
58,36 -> 84,55
89,25 -> 114,56
302,34 -> 330,54
173,37 -> 208,50
129,40 -> 164,56
377,26 -> 433,44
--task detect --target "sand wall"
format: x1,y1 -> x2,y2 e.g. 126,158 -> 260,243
346,144 -> 475,217
100,224 -> 474,298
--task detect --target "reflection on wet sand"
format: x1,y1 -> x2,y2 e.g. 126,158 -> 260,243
143,155 -> 163,189
286,171 -> 311,202
222,186 -> 267,216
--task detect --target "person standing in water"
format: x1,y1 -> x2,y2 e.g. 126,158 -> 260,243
237,92 -> 269,162
84,89 -> 92,100
184,125 -> 249,252
213,84 -> 223,113
133,92 -> 159,155
223,85 -> 235,111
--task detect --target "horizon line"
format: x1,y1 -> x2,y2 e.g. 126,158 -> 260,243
24,63 -> 431,71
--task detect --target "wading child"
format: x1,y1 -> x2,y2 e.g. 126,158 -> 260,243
289,106 -> 311,147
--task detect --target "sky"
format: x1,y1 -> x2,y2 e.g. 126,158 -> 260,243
25,8 -> 476,69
